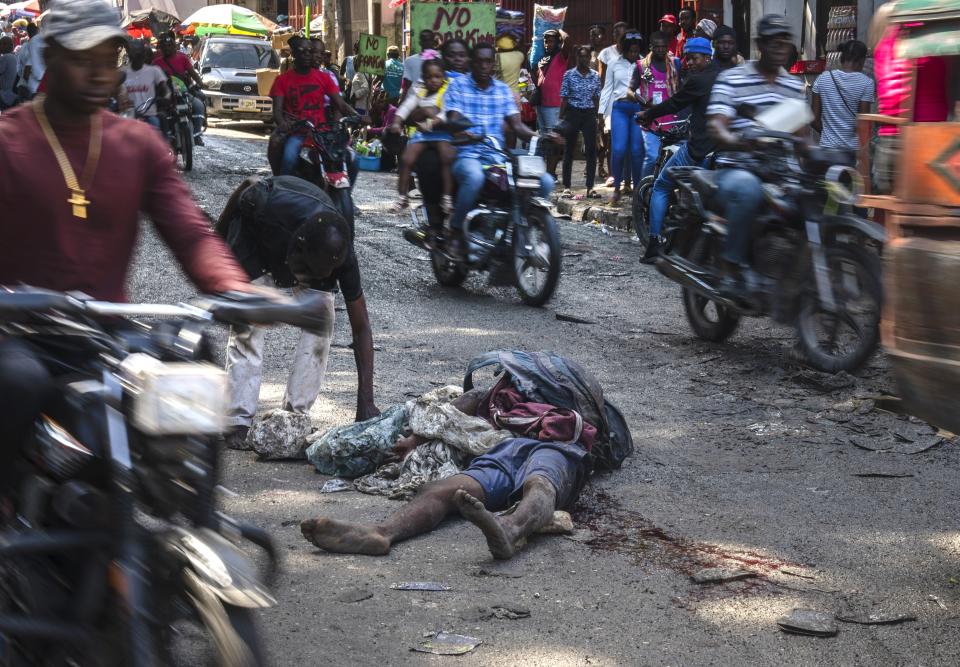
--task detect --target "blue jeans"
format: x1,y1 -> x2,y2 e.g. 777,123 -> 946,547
715,169 -> 765,265
450,156 -> 554,231
649,142 -> 709,236
280,134 -> 306,176
536,105 -> 561,131
142,115 -> 163,135
641,129 -> 661,179
610,99 -> 644,190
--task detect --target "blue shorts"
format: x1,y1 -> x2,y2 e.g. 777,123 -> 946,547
536,105 -> 561,131
462,438 -> 587,511
409,130 -> 451,143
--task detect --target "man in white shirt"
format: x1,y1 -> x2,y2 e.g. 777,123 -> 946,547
123,39 -> 169,131
400,28 -> 435,100
16,23 -> 44,98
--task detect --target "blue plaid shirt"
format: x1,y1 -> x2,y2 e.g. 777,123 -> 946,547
443,74 -> 519,159
560,68 -> 600,109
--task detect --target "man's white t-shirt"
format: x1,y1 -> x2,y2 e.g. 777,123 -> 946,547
17,34 -> 45,94
124,64 -> 167,116
402,53 -> 422,84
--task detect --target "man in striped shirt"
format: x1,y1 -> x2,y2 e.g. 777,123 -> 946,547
706,14 -> 805,285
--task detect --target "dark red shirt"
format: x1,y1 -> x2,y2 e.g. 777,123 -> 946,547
0,105 -> 248,301
269,69 -> 338,126
153,52 -> 193,84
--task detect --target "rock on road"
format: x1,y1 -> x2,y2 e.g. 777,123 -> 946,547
128,126 -> 960,665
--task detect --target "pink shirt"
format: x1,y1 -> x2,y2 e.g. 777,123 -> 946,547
874,26 -> 949,135
647,63 -> 676,124
538,53 -> 568,108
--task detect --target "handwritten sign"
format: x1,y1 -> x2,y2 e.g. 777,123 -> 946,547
410,1 -> 496,54
357,33 -> 387,76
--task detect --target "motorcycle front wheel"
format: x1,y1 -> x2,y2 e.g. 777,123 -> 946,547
177,123 -> 194,172
632,175 -> 655,248
795,245 -> 881,373
514,209 -> 561,307
431,249 -> 468,287
681,235 -> 741,342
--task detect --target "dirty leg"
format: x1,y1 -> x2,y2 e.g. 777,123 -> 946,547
300,474 -> 485,555
455,475 -> 557,560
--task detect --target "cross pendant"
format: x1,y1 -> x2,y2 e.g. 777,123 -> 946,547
68,190 -> 90,220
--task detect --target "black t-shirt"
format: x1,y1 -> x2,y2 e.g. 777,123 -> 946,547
223,176 -> 363,301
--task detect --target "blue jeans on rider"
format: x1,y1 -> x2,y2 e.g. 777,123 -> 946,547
188,93 -> 205,136
716,168 -> 765,266
143,115 -> 163,133
450,156 -> 554,231
649,142 -> 709,237
610,99 -> 644,191
280,134 -> 306,176
640,129 -> 661,179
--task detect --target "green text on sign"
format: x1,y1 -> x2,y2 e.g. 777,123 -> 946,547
358,33 -> 387,76
410,1 -> 496,54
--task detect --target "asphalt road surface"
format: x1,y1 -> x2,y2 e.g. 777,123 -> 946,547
128,124 -> 960,665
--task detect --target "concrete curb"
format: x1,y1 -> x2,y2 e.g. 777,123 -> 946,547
552,195 -> 634,232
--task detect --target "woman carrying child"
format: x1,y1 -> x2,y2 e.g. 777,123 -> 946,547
389,52 -> 455,213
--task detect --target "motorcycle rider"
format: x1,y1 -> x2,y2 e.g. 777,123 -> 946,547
705,15 -> 805,293
636,31 -> 739,263
0,0 -> 263,494
153,31 -> 206,145
443,42 -> 563,258
122,38 -> 169,132
270,35 -> 363,178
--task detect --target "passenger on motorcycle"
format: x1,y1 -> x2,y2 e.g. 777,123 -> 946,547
443,42 -> 563,258
705,14 -> 805,293
270,36 -> 363,178
0,0 -> 261,497
635,33 -> 738,263
153,31 -> 206,145
122,39 -> 169,132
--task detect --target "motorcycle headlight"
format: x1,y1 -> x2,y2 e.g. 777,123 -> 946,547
824,165 -> 863,206
516,155 -> 546,178
203,77 -> 222,91
121,354 -> 226,436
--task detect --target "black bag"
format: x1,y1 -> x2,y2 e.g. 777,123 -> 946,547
464,350 -> 634,471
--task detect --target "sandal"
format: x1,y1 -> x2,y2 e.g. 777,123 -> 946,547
390,195 -> 409,213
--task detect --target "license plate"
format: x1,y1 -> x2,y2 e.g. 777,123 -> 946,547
237,98 -> 258,111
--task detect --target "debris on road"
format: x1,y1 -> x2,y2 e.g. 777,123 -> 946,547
412,632 -> 482,655
836,612 -> 916,626
472,565 -> 523,579
556,313 -> 596,325
691,567 -> 757,584
498,506 -> 574,535
320,479 -> 352,493
928,594 -> 948,611
777,609 -> 838,637
390,582 -> 451,591
335,587 -> 373,603
248,410 -> 313,460
462,604 -> 531,621
305,404 -> 406,477
851,473 -> 914,478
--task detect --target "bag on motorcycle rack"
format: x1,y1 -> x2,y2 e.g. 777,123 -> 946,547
463,350 -> 634,471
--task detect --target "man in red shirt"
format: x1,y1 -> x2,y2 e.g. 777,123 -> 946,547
0,0 -> 260,484
658,14 -> 680,56
534,28 -> 571,178
154,31 -> 206,144
270,36 -> 361,175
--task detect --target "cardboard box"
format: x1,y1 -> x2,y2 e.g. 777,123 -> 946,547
256,68 -> 280,96
272,33 -> 294,51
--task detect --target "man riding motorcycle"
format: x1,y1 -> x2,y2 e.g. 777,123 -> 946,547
122,38 -> 169,132
635,30 -> 740,263
153,30 -> 206,145
705,14 -> 806,294
0,0 -> 264,497
443,42 -> 563,258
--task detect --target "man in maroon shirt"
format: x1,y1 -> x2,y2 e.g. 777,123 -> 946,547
0,0 -> 258,487
154,30 -> 206,144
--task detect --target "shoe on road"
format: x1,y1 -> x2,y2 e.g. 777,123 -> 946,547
641,236 -> 662,264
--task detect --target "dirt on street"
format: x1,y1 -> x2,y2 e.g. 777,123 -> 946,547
129,126 -> 960,665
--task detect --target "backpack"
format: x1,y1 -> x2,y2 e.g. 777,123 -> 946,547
463,350 -> 634,471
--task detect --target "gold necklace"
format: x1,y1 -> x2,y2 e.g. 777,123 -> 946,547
33,95 -> 102,220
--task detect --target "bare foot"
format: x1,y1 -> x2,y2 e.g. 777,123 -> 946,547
300,517 -> 391,555
454,489 -> 517,560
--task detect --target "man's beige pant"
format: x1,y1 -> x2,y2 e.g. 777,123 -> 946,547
225,275 -> 335,428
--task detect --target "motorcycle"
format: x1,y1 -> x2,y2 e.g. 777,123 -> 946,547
0,287 -> 333,666
631,119 -> 690,249
404,121 -> 563,307
654,128 -> 885,373
162,78 -> 202,172
289,115 -> 364,231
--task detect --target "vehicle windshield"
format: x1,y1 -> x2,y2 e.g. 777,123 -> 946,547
203,42 -> 278,69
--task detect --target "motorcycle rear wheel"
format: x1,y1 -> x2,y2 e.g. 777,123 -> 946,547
178,123 -> 194,172
514,209 -> 562,307
681,235 -> 741,342
632,176 -> 654,248
431,250 -> 468,287
795,245 -> 881,373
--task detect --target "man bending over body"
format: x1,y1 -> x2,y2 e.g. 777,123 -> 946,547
301,391 -> 589,560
